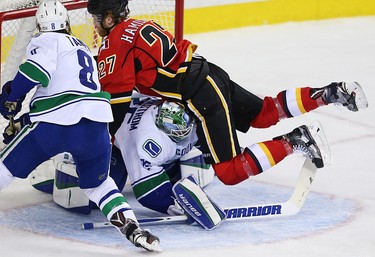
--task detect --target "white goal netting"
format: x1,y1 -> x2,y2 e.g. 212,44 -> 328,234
0,0 -> 180,145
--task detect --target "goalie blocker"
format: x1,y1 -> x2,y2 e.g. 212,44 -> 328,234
172,174 -> 226,230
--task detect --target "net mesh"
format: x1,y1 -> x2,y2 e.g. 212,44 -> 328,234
0,0 -> 177,145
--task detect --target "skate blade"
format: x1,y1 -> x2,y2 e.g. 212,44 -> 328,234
348,81 -> 368,110
308,121 -> 332,166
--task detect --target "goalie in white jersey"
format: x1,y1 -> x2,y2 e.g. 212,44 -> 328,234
28,91 -> 219,227
0,0 -> 160,252
114,93 -> 215,215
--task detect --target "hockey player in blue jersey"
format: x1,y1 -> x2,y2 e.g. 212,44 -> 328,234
0,0 -> 160,252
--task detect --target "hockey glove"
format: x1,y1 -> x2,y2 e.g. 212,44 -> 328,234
0,81 -> 24,119
3,113 -> 31,144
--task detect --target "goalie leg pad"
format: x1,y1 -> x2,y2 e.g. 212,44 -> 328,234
172,174 -> 226,230
180,147 -> 215,188
29,159 -> 55,194
53,162 -> 91,214
0,160 -> 14,190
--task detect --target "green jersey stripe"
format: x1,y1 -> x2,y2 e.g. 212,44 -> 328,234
30,92 -> 111,113
19,61 -> 50,87
101,196 -> 128,217
132,172 -> 170,199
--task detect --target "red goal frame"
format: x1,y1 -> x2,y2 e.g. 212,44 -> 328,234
0,0 -> 184,83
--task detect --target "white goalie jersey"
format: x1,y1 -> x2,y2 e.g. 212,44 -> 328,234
29,93 -> 214,215
114,94 -> 198,186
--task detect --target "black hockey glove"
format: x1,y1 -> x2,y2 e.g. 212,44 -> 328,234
3,113 -> 31,144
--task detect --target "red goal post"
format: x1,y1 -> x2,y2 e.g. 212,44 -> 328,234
0,0 -> 184,145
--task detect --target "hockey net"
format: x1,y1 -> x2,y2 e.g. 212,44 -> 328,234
0,0 -> 183,146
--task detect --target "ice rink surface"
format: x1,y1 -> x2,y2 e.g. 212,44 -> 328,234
0,17 -> 374,257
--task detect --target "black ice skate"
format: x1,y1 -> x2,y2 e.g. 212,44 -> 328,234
111,212 -> 161,252
322,81 -> 368,112
282,125 -> 324,168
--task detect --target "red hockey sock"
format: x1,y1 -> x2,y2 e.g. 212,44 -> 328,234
213,139 -> 293,185
251,87 -> 327,128
213,153 -> 251,185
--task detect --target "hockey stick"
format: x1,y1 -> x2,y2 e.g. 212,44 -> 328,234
81,158 -> 317,230
82,215 -> 189,229
8,116 -> 16,133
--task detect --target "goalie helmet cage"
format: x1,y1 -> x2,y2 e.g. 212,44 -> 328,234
0,0 -> 184,144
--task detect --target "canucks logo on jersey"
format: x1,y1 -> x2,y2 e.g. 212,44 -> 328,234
142,139 -> 162,158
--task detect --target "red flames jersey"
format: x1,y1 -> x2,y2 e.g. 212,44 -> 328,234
97,18 -> 197,104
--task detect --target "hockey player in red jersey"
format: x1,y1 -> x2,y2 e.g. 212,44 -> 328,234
87,0 -> 368,186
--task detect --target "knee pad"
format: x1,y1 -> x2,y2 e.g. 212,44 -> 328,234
180,147 -> 215,188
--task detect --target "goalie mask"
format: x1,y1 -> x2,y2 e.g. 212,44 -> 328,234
155,101 -> 194,142
36,0 -> 70,32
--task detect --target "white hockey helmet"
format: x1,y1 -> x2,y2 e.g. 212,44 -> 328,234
36,0 -> 69,32
155,101 -> 194,142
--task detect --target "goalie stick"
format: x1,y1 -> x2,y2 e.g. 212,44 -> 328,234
81,157 -> 317,230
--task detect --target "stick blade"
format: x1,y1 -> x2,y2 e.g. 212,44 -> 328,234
288,158 -> 317,209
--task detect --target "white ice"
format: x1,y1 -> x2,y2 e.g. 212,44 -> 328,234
1,17 -> 374,257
